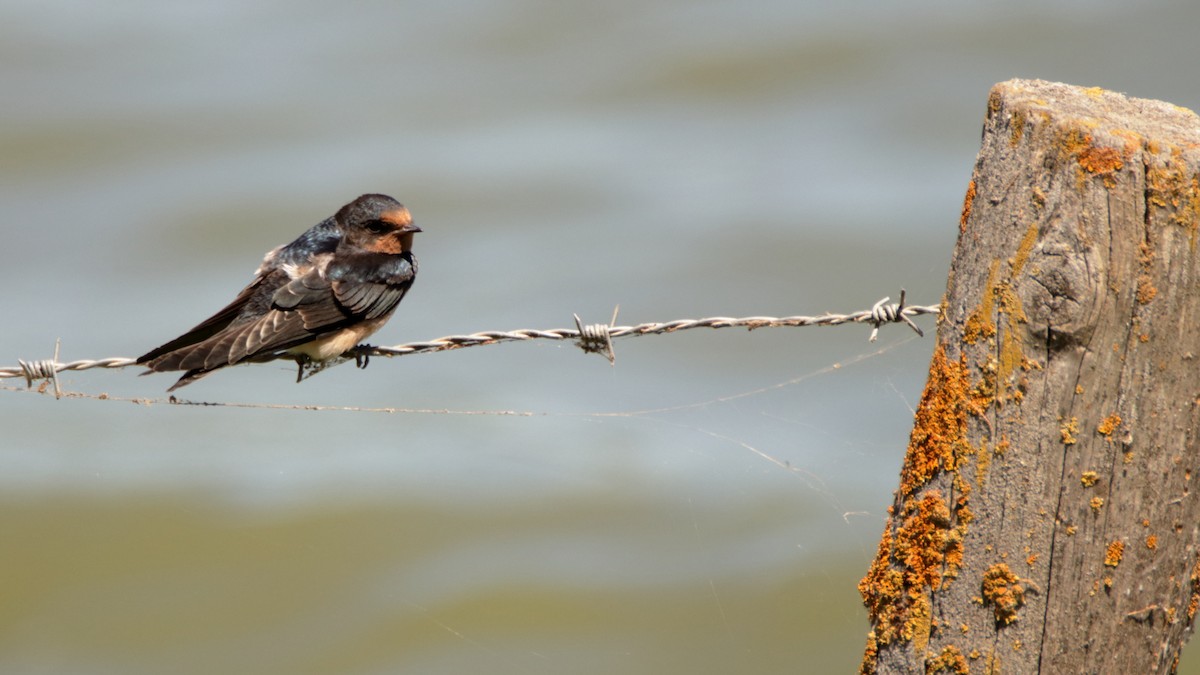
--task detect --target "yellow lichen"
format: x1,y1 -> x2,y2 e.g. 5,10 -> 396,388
993,282 -> 1028,396
1010,109 -> 1026,147
1080,471 -> 1098,487
975,439 -> 992,487
908,592 -> 932,655
1011,222 -> 1039,277
1060,417 -> 1079,445
963,262 -> 999,345
1146,147 -> 1200,246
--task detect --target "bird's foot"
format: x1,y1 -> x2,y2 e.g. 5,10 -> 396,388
353,344 -> 373,369
293,354 -> 313,383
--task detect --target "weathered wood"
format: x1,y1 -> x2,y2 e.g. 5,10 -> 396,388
859,79 -> 1200,673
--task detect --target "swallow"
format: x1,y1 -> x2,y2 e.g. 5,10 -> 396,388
137,193 -> 421,391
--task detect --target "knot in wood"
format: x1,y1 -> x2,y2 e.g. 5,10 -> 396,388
1018,228 -> 1103,351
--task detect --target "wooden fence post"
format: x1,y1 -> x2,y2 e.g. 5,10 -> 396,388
858,79 -> 1200,673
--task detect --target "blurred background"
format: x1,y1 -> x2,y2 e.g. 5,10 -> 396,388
3,1 -> 1198,672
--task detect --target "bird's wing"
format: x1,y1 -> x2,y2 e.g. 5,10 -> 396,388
159,252 -> 416,372
326,252 -> 417,321
138,222 -> 343,365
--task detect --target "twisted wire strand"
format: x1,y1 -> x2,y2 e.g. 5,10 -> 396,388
0,292 -> 939,384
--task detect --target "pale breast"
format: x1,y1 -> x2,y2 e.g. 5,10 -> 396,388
286,317 -> 388,361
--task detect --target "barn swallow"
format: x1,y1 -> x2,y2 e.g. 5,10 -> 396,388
137,193 -> 420,391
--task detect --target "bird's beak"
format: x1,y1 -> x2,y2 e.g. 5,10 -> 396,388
380,208 -> 420,234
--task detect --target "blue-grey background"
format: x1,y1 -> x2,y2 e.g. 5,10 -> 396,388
3,1 -> 1198,673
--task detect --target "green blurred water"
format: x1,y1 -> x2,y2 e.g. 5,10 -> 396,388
3,1 -> 1200,672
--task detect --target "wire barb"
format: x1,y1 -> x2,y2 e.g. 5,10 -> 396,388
574,305 -> 619,364
1,292 -> 939,386
17,339 -> 63,399
867,289 -> 925,342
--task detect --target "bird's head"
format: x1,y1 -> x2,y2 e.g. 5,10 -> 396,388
337,193 -> 422,254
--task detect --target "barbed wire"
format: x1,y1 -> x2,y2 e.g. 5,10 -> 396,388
2,291 -> 939,393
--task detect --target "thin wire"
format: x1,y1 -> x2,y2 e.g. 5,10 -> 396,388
0,333 -> 918,415
0,291 -> 938,384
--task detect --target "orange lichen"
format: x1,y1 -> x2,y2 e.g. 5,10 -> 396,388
927,645 -> 969,674
1136,277 -> 1158,305
987,88 -> 1002,120
1054,122 -> 1137,190
861,632 -> 879,675
1090,497 -> 1105,512
1189,554 -> 1200,622
1105,540 -> 1125,567
1097,414 -> 1122,438
895,492 -> 958,589
899,347 -> 972,491
1080,471 -> 1098,487
857,484 -> 969,657
1146,535 -> 1158,550
1078,145 -> 1124,175
1058,127 -> 1093,163
960,179 -> 977,234
981,563 -> 1026,625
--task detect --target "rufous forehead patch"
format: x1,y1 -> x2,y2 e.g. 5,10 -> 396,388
380,208 -> 413,227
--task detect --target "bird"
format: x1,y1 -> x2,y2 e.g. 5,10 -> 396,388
137,193 -> 421,391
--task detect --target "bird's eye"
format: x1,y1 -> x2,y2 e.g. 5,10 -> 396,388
364,220 -> 390,234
